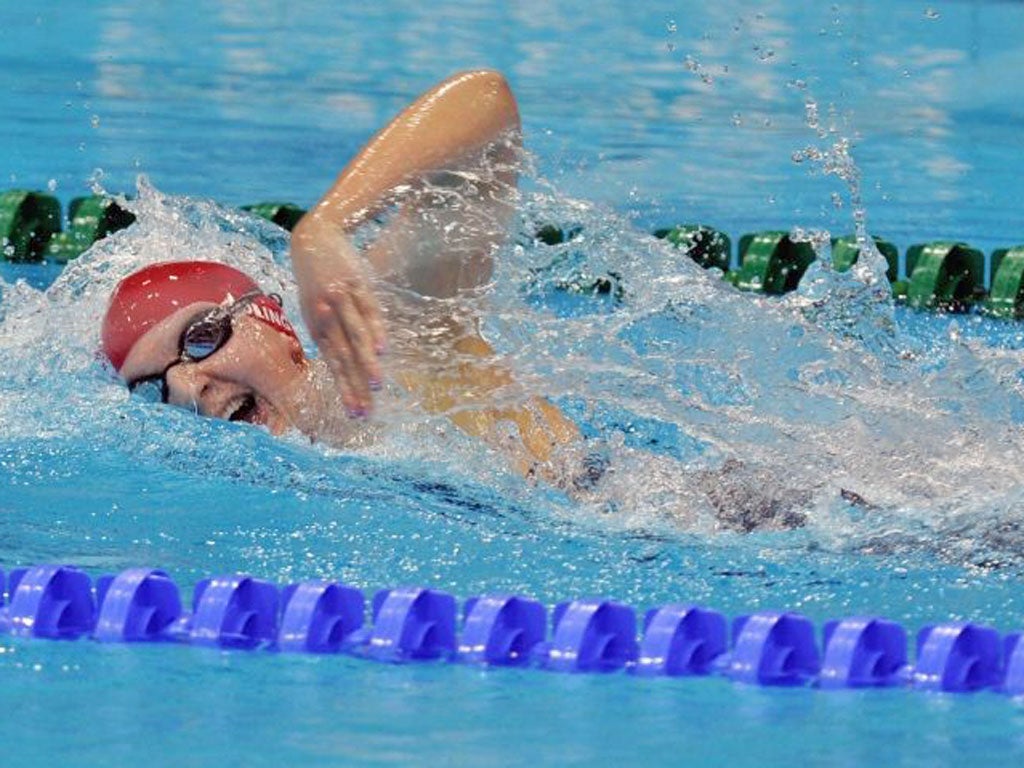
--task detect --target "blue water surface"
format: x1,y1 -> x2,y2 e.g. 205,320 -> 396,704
2,1 -> 1024,766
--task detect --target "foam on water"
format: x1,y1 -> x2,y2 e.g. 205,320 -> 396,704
2,166 -> 1024,572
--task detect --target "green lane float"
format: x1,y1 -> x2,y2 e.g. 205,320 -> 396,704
831,235 -> 899,281
734,231 -> 816,294
45,196 -> 136,263
0,190 -> 61,262
241,202 -> 306,231
529,224 -> 623,300
985,246 -> 1024,319
905,241 -> 984,312
654,225 -> 731,272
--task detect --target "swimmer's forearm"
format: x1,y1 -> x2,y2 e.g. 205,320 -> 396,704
304,69 -> 520,232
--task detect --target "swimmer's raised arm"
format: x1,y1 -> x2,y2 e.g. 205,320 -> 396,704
290,69 -> 522,415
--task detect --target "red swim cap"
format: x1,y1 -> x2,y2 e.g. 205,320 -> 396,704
102,261 -> 261,371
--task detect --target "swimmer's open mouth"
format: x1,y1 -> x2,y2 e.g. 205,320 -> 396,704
228,394 -> 259,423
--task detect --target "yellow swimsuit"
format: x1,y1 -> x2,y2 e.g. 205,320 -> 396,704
396,334 -> 581,481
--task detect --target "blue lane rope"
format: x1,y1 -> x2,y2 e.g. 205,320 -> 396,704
1,565 -> 1021,696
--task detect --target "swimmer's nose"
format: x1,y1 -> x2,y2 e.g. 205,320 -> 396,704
164,363 -> 214,414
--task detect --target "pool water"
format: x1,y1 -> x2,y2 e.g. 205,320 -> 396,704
2,1 -> 1024,765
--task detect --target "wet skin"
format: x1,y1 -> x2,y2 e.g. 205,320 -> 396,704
119,301 -> 314,436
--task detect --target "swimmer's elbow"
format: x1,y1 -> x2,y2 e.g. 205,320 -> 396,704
445,69 -> 521,136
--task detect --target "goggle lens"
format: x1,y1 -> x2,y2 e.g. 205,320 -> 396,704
180,311 -> 231,361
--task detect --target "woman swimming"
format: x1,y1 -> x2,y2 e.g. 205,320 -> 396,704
101,70 -> 583,485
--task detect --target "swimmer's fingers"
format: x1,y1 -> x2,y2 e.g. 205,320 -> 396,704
330,287 -> 384,392
353,283 -> 388,358
309,295 -> 374,415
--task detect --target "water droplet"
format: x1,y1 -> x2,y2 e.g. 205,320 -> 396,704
924,8 -> 940,19
47,179 -> 57,192
666,19 -> 677,34
732,112 -> 743,126
791,150 -> 806,163
831,191 -> 844,209
89,168 -> 106,194
90,114 -> 100,129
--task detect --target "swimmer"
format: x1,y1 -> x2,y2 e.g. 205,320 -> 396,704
101,70 -> 583,485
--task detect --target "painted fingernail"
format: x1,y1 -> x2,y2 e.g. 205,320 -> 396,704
369,378 -> 382,391
347,406 -> 367,419
375,342 -> 388,356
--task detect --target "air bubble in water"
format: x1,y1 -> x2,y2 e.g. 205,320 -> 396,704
90,115 -> 100,129
666,19 -> 677,34
47,179 -> 57,192
924,8 -> 940,20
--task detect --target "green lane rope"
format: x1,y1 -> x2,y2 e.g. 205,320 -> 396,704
2,190 -> 1022,319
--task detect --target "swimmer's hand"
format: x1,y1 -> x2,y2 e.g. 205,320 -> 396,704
290,212 -> 386,416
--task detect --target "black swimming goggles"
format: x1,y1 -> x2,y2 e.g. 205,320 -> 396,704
127,290 -> 277,404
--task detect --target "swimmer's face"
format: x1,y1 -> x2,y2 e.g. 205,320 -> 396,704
118,297 -> 308,435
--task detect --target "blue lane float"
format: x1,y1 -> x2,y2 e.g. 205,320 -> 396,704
368,587 -> 457,662
458,594 -> 546,666
0,564 -> 1022,698
726,612 -> 821,686
634,604 -> 727,677
94,568 -> 181,642
278,581 -> 364,654
913,623 -> 1003,693
819,617 -> 908,688
543,599 -> 639,673
1003,634 -> 1024,696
